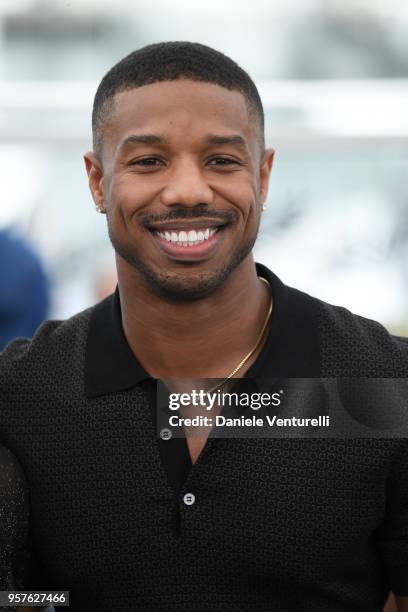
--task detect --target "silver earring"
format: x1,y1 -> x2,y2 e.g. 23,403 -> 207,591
96,204 -> 105,214
262,202 -> 267,211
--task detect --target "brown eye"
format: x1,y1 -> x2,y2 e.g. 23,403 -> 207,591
131,157 -> 163,166
208,157 -> 238,166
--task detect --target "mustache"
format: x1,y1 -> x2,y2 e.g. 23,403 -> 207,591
140,205 -> 238,226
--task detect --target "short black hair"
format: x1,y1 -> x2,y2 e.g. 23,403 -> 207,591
92,41 -> 265,155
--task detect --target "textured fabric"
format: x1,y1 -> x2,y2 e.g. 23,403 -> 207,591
318,301 -> 408,377
0,264 -> 407,611
0,444 -> 30,612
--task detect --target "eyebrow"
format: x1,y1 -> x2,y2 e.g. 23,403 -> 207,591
119,133 -> 248,151
120,134 -> 167,148
204,134 -> 248,148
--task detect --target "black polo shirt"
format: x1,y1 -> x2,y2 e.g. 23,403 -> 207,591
85,262 -> 320,499
0,263 -> 407,611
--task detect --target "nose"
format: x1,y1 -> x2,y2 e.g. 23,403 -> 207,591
159,156 -> 214,208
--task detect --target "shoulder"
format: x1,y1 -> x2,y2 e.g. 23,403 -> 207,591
309,293 -> 408,376
0,305 -> 94,390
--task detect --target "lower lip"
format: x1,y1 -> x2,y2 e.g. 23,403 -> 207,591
150,228 -> 226,261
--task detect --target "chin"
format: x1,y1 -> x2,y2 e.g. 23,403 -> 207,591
111,232 -> 257,302
137,267 -> 233,302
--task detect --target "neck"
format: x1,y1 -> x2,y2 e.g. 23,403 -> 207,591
117,255 -> 272,379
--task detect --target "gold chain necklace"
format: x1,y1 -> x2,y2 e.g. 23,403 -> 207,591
207,276 -> 272,393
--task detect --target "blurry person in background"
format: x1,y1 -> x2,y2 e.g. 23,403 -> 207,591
0,42 -> 407,612
0,228 -> 49,350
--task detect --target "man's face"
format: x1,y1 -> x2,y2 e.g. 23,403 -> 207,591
85,79 -> 274,300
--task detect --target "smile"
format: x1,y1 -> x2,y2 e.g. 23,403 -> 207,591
155,227 -> 217,247
149,224 -> 226,261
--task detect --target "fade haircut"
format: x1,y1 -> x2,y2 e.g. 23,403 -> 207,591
92,41 -> 265,156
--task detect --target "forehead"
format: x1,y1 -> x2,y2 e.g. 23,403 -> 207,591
104,80 -> 256,154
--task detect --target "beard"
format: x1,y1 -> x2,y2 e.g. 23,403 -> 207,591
107,219 -> 260,302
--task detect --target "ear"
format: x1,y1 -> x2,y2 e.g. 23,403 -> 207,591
83,152 -> 105,212
259,148 -> 275,205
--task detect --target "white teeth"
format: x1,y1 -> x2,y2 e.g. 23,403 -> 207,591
156,227 -> 219,246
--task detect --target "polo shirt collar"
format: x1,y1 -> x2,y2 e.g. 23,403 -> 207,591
85,263 -> 320,398
85,287 -> 149,398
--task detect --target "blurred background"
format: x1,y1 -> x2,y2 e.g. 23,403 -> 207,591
1,0 -> 408,346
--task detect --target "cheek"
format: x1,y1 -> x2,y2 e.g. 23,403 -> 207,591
217,175 -> 257,217
107,176 -> 152,227
230,182 -> 259,224
104,177 -> 132,234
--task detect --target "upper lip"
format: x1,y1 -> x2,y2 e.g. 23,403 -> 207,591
146,220 -> 228,231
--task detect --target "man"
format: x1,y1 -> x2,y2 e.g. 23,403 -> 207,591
0,42 -> 407,611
